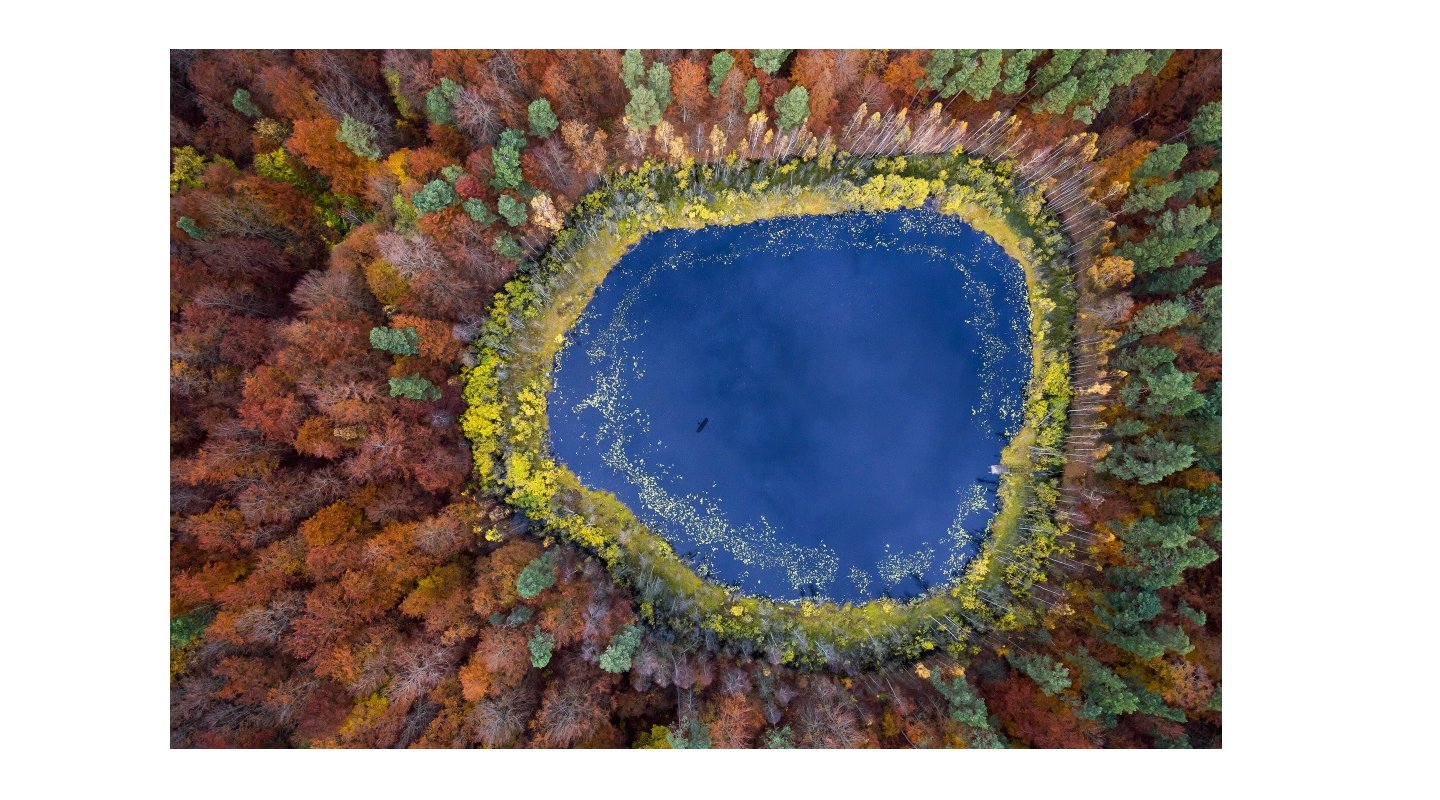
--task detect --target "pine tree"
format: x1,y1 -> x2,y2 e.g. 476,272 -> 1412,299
930,672 -> 1006,748
497,194 -> 528,227
463,198 -> 496,224
1135,143 -> 1188,179
1000,50 -> 1038,95
621,49 -> 646,89
1073,651 -> 1141,721
963,49 -> 1004,100
336,114 -> 382,160
1102,434 -> 1196,485
708,51 -> 734,96
774,86 -> 810,131
743,79 -> 760,114
493,232 -> 522,261
1007,652 -> 1072,696
412,179 -> 458,214
527,98 -> 558,138
176,217 -> 207,240
647,62 -> 672,111
624,85 -> 663,129
1129,300 -> 1190,336
1032,76 -> 1078,115
598,625 -> 643,673
231,88 -> 260,118
425,77 -> 459,125
516,551 -> 558,599
389,374 -> 441,401
751,49 -> 792,75
527,629 -> 555,668
1192,101 -> 1222,146
491,129 -> 526,189
369,326 -> 419,356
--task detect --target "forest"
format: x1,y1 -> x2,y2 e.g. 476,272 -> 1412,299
170,48 -> 1221,749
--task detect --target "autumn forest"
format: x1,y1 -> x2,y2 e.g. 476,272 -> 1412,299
169,47 -> 1222,749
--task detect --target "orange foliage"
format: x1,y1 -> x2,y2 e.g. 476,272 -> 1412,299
286,117 -> 373,198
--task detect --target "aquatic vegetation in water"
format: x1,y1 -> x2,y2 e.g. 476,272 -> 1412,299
549,210 -> 1031,602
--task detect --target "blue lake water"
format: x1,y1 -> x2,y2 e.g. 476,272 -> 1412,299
548,210 -> 1031,603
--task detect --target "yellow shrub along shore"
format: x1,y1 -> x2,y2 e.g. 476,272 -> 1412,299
461,149 -> 1078,669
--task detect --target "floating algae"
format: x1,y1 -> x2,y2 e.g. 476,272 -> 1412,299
549,209 -> 1031,603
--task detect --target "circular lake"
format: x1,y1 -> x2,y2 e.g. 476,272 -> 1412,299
548,209 -> 1032,603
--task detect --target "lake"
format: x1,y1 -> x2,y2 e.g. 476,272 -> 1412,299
548,209 -> 1032,603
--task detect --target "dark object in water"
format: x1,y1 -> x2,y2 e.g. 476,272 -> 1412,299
545,210 -> 1031,603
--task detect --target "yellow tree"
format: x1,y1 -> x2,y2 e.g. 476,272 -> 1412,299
1087,254 -> 1135,291
530,193 -> 564,232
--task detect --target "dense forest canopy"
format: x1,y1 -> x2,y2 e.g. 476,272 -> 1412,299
170,48 -> 1221,749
